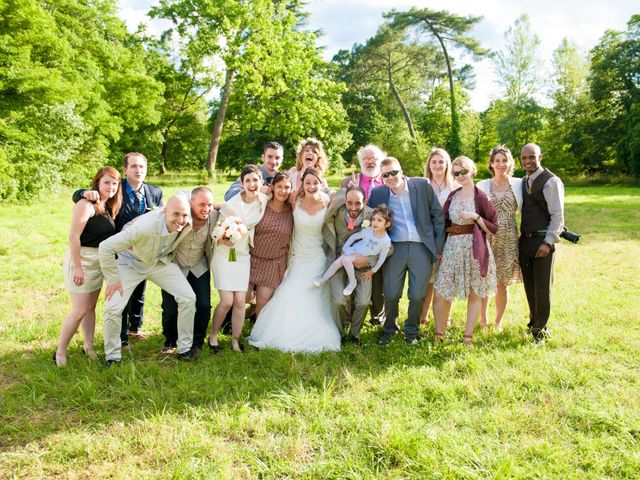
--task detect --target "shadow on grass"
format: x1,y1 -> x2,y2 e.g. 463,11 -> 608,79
0,322 -> 533,449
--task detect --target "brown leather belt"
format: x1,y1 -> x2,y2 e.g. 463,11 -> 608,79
445,223 -> 474,235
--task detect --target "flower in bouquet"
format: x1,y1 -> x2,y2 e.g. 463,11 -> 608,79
361,219 -> 371,229
212,216 -> 248,261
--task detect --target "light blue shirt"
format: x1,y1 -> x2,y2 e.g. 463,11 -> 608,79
387,178 -> 421,243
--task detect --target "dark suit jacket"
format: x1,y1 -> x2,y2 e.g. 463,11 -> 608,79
73,179 -> 163,232
367,177 -> 445,257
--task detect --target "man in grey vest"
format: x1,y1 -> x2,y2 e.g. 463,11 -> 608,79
519,143 -> 565,342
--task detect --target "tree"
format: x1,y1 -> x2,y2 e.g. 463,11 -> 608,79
150,0 -> 349,176
541,38 -> 589,173
586,15 -> 640,174
0,0 -> 164,200
491,13 -> 545,153
345,25 -> 441,142
385,7 -> 487,157
493,14 -> 544,104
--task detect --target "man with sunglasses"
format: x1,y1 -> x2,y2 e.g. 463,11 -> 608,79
519,143 -> 564,342
368,157 -> 445,345
224,141 -> 284,201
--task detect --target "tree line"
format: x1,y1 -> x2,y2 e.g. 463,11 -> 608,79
1,1 -> 638,201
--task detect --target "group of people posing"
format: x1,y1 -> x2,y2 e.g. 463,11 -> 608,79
53,139 -> 565,366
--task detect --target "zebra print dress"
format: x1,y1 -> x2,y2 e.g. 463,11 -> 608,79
489,183 -> 521,286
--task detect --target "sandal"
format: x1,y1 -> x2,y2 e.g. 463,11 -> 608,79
463,334 -> 474,347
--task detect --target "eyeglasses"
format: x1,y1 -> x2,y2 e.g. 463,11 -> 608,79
382,170 -> 400,178
453,169 -> 469,177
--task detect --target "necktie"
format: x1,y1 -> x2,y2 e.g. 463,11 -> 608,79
134,190 -> 145,214
347,216 -> 355,231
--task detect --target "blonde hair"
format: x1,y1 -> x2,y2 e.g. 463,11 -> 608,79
452,156 -> 477,176
488,145 -> 515,176
424,147 -> 454,188
295,137 -> 328,173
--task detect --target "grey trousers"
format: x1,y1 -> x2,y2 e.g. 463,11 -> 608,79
382,242 -> 432,340
103,262 -> 196,360
329,269 -> 372,338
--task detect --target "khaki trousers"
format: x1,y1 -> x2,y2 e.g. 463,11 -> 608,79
104,262 -> 195,360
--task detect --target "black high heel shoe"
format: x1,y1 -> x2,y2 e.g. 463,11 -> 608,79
207,338 -> 220,354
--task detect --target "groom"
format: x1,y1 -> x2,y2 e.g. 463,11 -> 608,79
368,157 -> 444,345
322,186 -> 375,344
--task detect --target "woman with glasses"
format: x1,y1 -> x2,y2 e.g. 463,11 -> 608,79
476,146 -> 523,331
433,156 -> 498,347
420,147 -> 459,325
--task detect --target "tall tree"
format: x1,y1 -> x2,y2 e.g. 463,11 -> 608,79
346,25 -> 441,141
491,13 -> 545,151
151,0 -> 344,177
542,38 -> 589,173
385,7 -> 487,157
493,14 -> 544,104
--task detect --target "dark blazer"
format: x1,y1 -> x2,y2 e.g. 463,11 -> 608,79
73,179 -> 163,232
367,177 -> 445,257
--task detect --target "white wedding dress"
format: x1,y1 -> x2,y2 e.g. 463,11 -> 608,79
248,194 -> 341,352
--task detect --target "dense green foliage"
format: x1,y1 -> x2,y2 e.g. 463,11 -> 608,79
1,3 -> 639,200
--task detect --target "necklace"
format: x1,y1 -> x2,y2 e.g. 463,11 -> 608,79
432,177 -> 446,193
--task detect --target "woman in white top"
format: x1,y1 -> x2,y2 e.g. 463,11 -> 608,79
420,147 -> 459,325
209,164 -> 267,352
476,145 -> 523,331
288,137 -> 330,193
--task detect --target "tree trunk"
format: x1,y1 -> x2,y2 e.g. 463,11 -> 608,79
160,132 -> 170,174
206,67 -> 236,178
432,30 -> 462,156
387,55 -> 418,141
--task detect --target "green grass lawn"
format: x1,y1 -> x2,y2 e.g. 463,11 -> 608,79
0,178 -> 639,479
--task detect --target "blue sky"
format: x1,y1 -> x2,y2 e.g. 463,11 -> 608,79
119,0 -> 638,110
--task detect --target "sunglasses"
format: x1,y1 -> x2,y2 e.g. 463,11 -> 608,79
382,169 -> 400,178
453,169 -> 469,177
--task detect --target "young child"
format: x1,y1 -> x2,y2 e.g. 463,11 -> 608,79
314,205 -> 393,296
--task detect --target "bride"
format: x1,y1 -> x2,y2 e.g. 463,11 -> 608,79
248,167 -> 341,352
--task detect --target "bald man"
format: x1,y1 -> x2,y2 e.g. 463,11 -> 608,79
519,143 -> 565,342
99,194 -> 196,364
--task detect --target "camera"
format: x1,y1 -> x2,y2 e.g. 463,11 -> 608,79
560,227 -> 580,244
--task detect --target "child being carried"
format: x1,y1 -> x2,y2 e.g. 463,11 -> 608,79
314,205 -> 393,296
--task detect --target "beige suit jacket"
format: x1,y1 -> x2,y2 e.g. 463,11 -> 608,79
322,188 -> 373,261
99,209 -> 192,285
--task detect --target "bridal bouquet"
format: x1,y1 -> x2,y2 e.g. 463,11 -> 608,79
212,216 -> 248,262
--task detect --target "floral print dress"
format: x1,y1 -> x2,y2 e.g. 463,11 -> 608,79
434,195 -> 497,300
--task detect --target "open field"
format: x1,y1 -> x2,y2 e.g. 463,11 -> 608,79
0,179 -> 639,479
